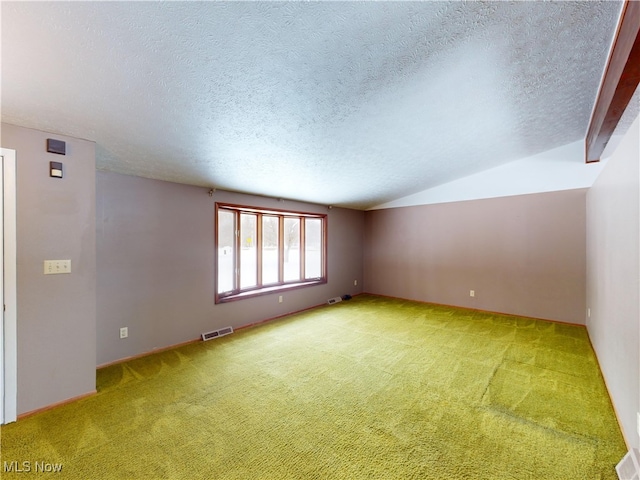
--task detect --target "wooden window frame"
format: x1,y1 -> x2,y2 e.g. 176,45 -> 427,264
215,202 -> 327,303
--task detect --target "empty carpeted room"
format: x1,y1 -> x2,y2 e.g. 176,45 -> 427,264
1,1 -> 639,479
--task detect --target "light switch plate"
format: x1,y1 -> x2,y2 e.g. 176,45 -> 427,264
44,260 -> 71,274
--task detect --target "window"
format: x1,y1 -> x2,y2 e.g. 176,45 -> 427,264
216,203 -> 327,302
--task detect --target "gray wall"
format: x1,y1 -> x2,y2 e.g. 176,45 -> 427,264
1,123 -> 97,415
364,189 -> 587,324
586,115 -> 639,449
96,171 -> 364,366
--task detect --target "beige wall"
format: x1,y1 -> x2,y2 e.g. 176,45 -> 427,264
586,115 -> 639,450
364,189 -> 587,324
96,172 -> 364,366
1,123 -> 97,415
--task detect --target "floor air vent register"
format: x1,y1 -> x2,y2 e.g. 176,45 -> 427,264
617,449 -> 640,480
201,326 -> 234,341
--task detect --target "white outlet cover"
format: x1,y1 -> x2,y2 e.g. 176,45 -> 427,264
44,259 -> 71,274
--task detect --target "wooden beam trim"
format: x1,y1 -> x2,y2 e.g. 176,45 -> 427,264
586,0 -> 640,163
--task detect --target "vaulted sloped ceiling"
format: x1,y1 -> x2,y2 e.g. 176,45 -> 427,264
1,1 -> 622,209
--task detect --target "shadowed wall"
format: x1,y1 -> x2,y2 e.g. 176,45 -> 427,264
363,189 -> 587,324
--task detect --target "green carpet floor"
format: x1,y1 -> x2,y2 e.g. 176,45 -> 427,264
0,295 -> 627,479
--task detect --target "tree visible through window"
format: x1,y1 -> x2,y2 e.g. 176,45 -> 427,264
216,203 -> 327,302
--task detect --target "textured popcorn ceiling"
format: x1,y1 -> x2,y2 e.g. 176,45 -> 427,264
1,1 -> 622,209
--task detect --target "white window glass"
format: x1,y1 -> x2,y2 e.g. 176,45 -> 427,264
262,216 -> 279,285
305,218 -> 322,279
217,210 -> 235,293
240,213 -> 257,288
283,217 -> 300,282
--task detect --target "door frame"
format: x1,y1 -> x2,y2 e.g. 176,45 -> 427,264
1,148 -> 17,424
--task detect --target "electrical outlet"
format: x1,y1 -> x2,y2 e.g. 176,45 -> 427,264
120,327 -> 128,339
278,295 -> 283,303
470,290 -> 475,297
587,308 -> 591,318
354,280 -> 358,286
44,259 -> 71,275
